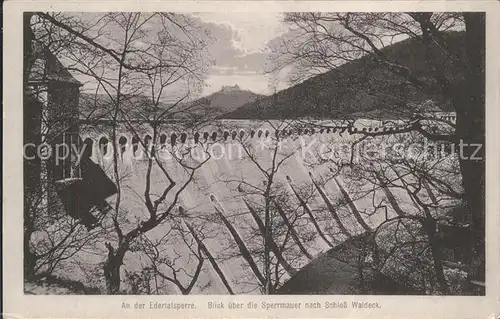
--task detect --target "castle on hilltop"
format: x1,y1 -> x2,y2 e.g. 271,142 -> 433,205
220,84 -> 241,92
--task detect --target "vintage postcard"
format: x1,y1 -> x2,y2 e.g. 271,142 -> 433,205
3,1 -> 500,318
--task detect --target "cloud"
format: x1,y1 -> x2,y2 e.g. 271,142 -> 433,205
208,66 -> 260,76
65,13 -> 293,97
188,12 -> 291,95
192,12 -> 286,54
194,18 -> 268,74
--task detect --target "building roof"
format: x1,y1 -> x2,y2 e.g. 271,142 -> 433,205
28,43 -> 82,86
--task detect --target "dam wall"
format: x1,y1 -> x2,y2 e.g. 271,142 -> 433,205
71,116 -> 459,294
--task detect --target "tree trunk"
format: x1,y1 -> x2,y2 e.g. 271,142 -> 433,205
103,243 -> 126,294
24,233 -> 37,281
23,13 -> 35,87
423,219 -> 449,294
454,13 -> 485,292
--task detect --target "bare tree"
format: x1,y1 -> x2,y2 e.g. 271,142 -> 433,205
270,12 -> 484,292
23,13 -> 119,286
210,113 -> 335,293
314,129 -> 466,294
24,12 -> 213,294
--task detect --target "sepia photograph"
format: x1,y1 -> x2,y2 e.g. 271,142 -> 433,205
20,9 -> 487,299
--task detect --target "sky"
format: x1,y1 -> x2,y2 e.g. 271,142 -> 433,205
65,12 -> 293,99
190,12 -> 291,96
54,12 -> 466,100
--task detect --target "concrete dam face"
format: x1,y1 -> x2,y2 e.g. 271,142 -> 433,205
72,117 -> 459,294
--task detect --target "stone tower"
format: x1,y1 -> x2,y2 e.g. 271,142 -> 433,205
24,42 -> 116,230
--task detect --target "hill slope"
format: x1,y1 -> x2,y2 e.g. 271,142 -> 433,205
190,85 -> 265,116
223,32 -> 465,120
78,85 -> 265,123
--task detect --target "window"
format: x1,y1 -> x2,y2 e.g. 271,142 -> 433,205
132,136 -> 139,156
118,136 -> 127,158
160,134 -> 167,149
99,136 -> 109,157
180,133 -> 187,144
170,133 -> 177,147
